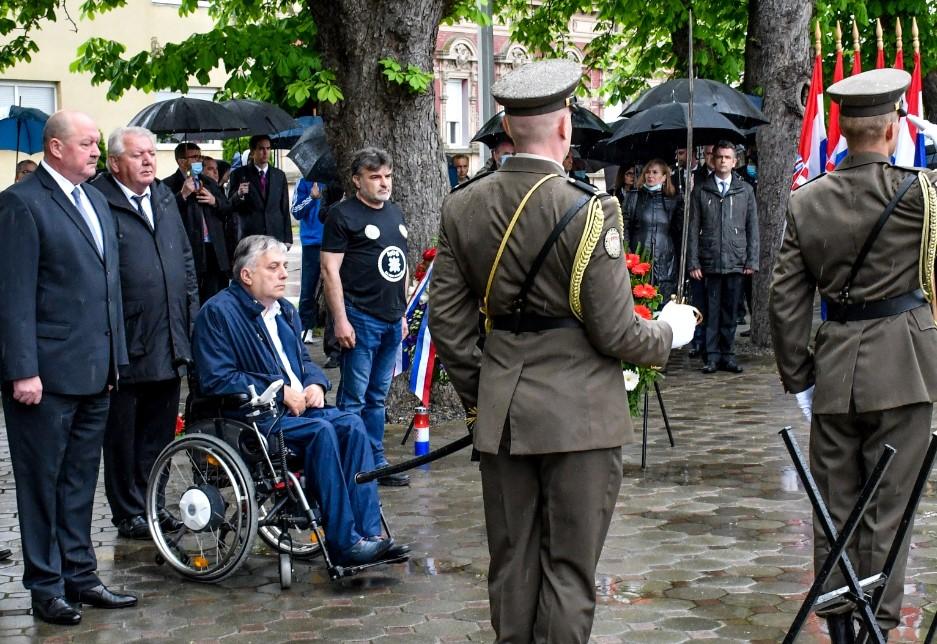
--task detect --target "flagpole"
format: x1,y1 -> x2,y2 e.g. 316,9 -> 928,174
875,18 -> 885,69
851,18 -> 861,75
676,7 -> 693,303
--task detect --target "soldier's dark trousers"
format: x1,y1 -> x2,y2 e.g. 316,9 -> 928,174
810,402 -> 932,630
480,436 -> 622,643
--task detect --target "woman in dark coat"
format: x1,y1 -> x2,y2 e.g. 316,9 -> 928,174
621,158 -> 683,302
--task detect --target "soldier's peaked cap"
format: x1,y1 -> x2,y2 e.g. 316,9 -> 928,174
827,68 -> 911,117
491,59 -> 582,116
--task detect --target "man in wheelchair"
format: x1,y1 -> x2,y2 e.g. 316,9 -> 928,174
192,234 -> 408,566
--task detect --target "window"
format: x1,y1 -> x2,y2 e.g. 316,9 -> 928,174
445,79 -> 468,147
0,81 -> 57,117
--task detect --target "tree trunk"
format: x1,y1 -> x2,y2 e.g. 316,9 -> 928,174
745,0 -> 816,347
307,0 -> 456,266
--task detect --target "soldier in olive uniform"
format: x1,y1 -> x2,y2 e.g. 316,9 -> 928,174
429,60 -> 697,643
769,69 -> 937,641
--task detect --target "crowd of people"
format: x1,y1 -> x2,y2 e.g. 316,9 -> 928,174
0,113 -> 413,626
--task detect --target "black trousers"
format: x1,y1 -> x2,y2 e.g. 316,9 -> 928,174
2,388 -> 109,599
299,244 -> 322,332
103,378 -> 181,524
198,243 -> 229,305
704,272 -> 744,362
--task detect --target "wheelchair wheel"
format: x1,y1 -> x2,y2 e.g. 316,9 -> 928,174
146,433 -> 258,583
257,493 -> 323,560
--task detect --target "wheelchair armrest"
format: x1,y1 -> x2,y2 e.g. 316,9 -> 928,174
186,392 -> 251,423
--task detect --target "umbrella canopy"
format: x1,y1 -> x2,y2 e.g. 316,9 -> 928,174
471,106 -> 612,149
287,120 -> 338,183
269,115 -> 321,149
194,99 -> 299,139
622,79 -> 769,130
128,97 -> 249,141
0,106 -> 49,155
591,103 -> 745,165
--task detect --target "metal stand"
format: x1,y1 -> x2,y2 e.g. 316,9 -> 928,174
641,380 -> 675,469
779,428 -> 937,643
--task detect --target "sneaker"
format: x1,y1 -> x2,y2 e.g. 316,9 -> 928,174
323,356 -> 340,369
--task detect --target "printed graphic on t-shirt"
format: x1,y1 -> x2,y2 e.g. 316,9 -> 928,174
379,246 -> 407,282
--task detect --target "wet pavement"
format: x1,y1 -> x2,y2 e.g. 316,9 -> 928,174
1,248 -> 937,642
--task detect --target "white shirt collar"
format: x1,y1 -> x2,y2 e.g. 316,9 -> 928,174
262,300 -> 281,320
112,178 -> 152,206
40,160 -> 81,197
513,152 -> 566,175
255,163 -> 269,174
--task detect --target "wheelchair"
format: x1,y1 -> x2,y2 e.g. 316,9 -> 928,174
144,379 -> 408,589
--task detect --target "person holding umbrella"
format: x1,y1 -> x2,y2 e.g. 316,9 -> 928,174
228,134 -> 292,246
622,159 -> 683,303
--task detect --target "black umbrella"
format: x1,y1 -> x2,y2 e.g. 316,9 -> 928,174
594,102 -> 745,165
128,97 -> 249,141
194,99 -> 299,139
471,106 -> 612,148
622,79 -> 769,130
287,120 -> 338,183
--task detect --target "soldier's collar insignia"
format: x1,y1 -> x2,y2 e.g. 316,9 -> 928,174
603,227 -> 622,259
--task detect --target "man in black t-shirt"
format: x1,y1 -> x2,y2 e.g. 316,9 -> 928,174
321,147 -> 410,486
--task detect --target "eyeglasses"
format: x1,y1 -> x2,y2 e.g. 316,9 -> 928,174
185,154 -> 202,161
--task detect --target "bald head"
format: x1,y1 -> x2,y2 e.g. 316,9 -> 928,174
502,109 -> 571,163
43,111 -> 101,185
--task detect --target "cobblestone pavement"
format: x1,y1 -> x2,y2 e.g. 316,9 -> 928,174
1,246 -> 936,642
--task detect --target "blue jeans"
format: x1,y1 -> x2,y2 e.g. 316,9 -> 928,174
264,406 -> 381,553
335,305 -> 401,466
298,245 -> 321,332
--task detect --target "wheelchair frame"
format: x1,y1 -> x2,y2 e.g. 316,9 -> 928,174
145,382 -> 408,589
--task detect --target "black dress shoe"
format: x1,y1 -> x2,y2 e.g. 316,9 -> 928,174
720,361 -> 744,373
385,542 -> 411,559
377,468 -> 410,487
116,515 -> 150,540
66,584 -> 137,609
0,547 -> 11,561
323,356 -> 340,369
701,362 -> 718,374
32,596 -> 81,625
157,509 -> 183,533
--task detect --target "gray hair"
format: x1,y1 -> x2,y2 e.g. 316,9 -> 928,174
350,147 -> 392,177
107,126 -> 157,158
232,235 -> 288,283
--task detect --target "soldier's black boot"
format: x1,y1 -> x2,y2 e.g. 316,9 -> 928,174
826,613 -> 856,644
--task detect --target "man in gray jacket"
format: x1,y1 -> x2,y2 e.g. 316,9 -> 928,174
688,141 -> 759,373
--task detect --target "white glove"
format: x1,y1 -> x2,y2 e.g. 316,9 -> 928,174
908,114 -> 937,144
657,301 -> 697,349
794,386 -> 814,422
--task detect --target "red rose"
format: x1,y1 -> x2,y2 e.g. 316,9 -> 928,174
415,268 -> 426,282
631,262 -> 651,276
633,283 -> 658,299
625,253 -> 641,269
634,304 -> 652,320
423,247 -> 437,261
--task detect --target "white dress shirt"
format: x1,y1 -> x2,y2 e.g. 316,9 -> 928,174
113,179 -> 154,228
261,301 -> 304,392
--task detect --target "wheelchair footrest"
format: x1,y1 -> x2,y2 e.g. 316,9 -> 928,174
328,554 -> 410,580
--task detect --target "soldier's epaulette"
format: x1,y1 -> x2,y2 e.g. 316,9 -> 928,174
797,172 -> 827,188
892,163 -> 925,174
565,176 -> 607,196
450,170 -> 493,193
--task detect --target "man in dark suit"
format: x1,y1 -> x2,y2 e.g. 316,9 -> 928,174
0,111 -> 136,625
162,144 -> 233,302
228,135 -> 292,245
90,126 -> 200,541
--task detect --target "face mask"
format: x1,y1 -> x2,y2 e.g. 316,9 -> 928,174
645,183 -> 662,192
746,164 -> 757,179
572,170 -> 588,180
190,161 -> 203,176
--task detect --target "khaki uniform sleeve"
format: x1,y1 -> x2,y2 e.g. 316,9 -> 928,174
578,195 -> 673,364
428,211 -> 482,410
768,206 -> 816,394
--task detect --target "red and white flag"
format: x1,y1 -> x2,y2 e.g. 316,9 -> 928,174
792,53 -> 827,190
894,50 -> 926,167
825,47 -> 846,172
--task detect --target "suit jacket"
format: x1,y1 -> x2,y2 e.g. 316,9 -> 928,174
0,165 -> 127,395
163,169 -> 233,271
227,164 -> 292,244
162,168 -> 186,195
429,155 -> 672,455
769,152 -> 937,414
91,173 -> 200,383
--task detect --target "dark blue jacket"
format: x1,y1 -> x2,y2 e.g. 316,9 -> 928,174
291,178 -> 323,246
192,282 -> 330,403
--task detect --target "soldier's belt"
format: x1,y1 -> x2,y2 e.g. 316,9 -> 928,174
490,313 -> 582,334
822,288 -> 927,323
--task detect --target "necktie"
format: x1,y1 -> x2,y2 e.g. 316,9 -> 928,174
131,194 -> 152,229
259,170 -> 268,197
720,181 -> 728,196
71,187 -> 104,255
